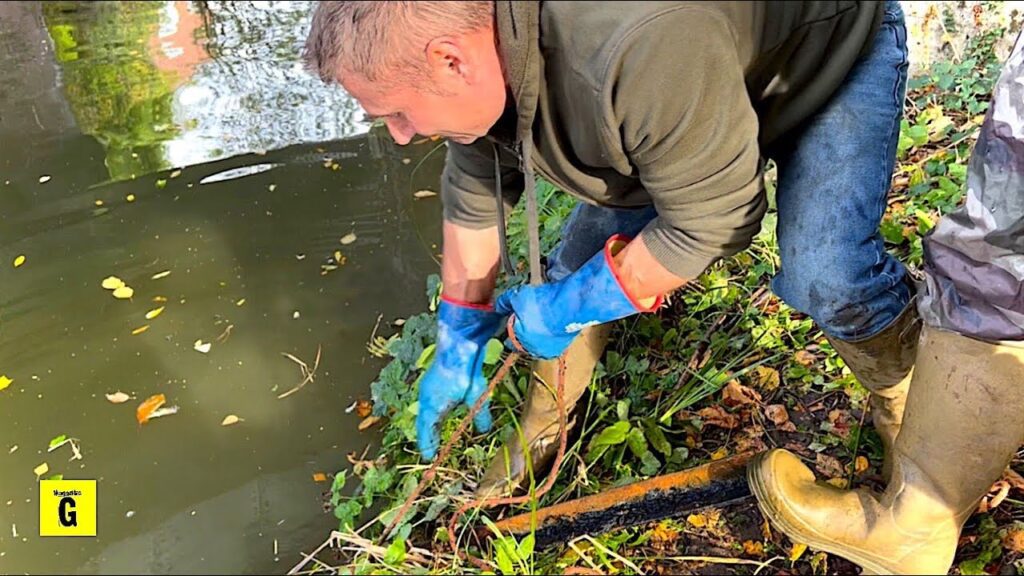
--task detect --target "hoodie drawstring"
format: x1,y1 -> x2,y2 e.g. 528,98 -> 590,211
493,139 -> 544,287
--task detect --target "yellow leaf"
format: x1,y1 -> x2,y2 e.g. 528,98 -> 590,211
855,455 -> 869,474
101,276 -> 125,290
112,285 -> 134,299
340,232 -> 357,245
152,296 -> 167,303
742,540 -> 765,557
686,513 -> 707,528
126,194 -> 136,202
221,414 -> 241,426
235,298 -> 246,306
151,270 -> 171,280
790,542 -> 808,562
312,472 -> 327,482
33,463 -> 48,477
710,446 -> 729,461
358,415 -> 381,431
0,375 -> 12,391
145,306 -> 165,320
13,255 -> 25,268
131,325 -> 150,335
752,365 -> 780,391
825,477 -> 848,489
105,392 -> 130,404
94,200 -> 104,207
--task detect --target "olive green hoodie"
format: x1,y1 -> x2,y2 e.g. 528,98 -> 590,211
441,1 -> 884,281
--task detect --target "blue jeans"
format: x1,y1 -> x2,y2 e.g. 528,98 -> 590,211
547,0 -> 911,342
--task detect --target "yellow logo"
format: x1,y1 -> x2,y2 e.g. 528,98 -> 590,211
39,480 -> 96,537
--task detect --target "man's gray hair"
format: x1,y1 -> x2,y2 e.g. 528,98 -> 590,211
303,1 -> 495,85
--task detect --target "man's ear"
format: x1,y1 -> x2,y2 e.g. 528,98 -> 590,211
426,37 -> 471,86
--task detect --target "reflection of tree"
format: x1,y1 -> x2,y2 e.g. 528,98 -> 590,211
43,1 -> 177,180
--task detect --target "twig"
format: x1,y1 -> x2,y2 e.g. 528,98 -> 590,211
379,352 -> 522,542
652,555 -> 783,571
215,323 -> 233,343
278,345 -> 322,399
287,531 -> 341,575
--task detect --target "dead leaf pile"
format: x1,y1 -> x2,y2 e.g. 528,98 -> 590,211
765,404 -> 797,432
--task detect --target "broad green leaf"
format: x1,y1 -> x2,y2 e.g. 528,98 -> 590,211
616,399 -> 630,422
517,532 -> 535,560
591,421 -> 630,448
495,538 -> 515,575
384,537 -> 406,565
626,427 -> 649,459
414,343 -> 436,370
642,418 -> 673,457
483,338 -> 503,365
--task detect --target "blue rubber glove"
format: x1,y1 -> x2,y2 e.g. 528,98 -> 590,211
495,235 -> 663,359
415,297 -> 505,461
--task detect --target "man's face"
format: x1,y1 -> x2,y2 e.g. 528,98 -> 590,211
343,75 -> 495,145
340,29 -> 507,146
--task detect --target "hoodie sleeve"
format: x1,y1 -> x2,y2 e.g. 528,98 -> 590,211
610,8 -> 767,281
440,139 -> 524,229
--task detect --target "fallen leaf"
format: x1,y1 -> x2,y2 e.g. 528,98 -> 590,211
765,404 -> 797,432
794,350 -> 817,367
131,325 -> 150,335
751,365 -> 780,391
826,477 -> 849,489
722,380 -> 761,407
102,276 -> 125,290
413,190 -> 437,199
789,542 -> 809,562
147,405 -> 179,421
136,393 -> 166,424
38,175 -> 51,183
151,270 -> 171,280
155,178 -> 167,189
13,255 -> 25,268
268,184 -> 276,192
48,435 -> 68,451
710,446 -> 729,460
0,375 -> 11,391
650,521 -> 680,547
152,296 -> 168,303
687,513 -> 708,528
126,194 -> 136,202
235,298 -> 246,306
170,169 -> 182,179
312,472 -> 327,482
145,306 -> 165,320
761,519 -> 773,541
112,285 -> 134,299
221,414 -> 241,426
1005,468 -> 1024,491
355,399 -> 373,419
815,453 -> 845,479
742,540 -> 765,557
1003,527 -> 1024,553
94,200 -> 104,207
106,392 -> 130,404
855,455 -> 870,474
827,409 -> 852,439
698,405 -> 739,429
358,415 -> 382,431
194,340 -> 211,354
33,463 -> 48,477
340,232 -> 357,245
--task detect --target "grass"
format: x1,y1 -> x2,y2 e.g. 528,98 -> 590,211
294,10 -> 1024,576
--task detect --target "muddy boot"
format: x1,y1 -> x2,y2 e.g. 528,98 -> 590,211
475,324 -> 611,498
749,325 -> 1024,575
826,296 -> 921,480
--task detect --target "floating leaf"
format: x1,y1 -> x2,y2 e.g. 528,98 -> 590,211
126,194 -> 136,202
48,474 -> 64,481
102,276 -> 125,290
155,179 -> 167,189
131,325 -> 150,335
148,405 -> 179,421
340,232 -> 357,245
145,306 -> 165,320
312,472 -> 327,482
13,255 -> 25,268
355,399 -> 373,419
38,175 -> 51,183
48,435 -> 68,451
413,190 -> 437,199
94,200 -> 104,207
136,393 -> 166,424
235,298 -> 246,306
112,285 -> 134,299
789,542 -> 808,562
106,392 -> 130,404
194,340 -> 211,354
151,270 -> 171,280
33,463 -> 48,477
169,169 -> 182,179
268,184 -> 276,192
358,415 -> 382,431
0,375 -> 11,391
221,414 -> 241,426
153,296 -> 168,303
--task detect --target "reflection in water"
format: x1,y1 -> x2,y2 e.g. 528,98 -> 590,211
0,1 -> 445,574
42,1 -> 371,182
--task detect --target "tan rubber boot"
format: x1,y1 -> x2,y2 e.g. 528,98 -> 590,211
826,298 -> 921,479
475,324 -> 611,498
748,325 -> 1024,575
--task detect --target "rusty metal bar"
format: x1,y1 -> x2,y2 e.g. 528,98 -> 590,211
488,452 -> 755,548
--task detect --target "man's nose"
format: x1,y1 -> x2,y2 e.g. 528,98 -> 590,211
385,119 -> 415,146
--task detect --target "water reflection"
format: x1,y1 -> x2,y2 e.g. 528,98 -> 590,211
41,0 -> 371,182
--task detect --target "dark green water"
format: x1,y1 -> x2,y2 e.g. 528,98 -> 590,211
0,2 -> 444,573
